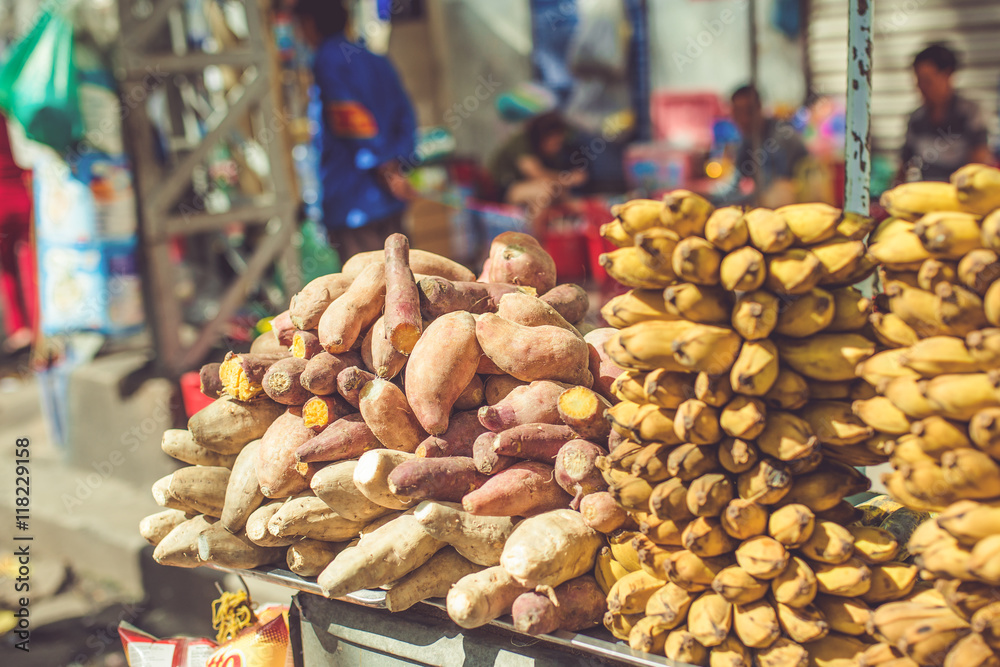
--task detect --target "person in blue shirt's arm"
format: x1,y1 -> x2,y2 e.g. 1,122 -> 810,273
293,0 -> 417,260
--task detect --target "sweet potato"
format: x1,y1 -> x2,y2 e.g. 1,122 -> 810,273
579,491 -> 628,534
267,495 -> 367,541
362,316 -> 407,379
218,352 -> 286,401
584,328 -> 624,402
221,439 -> 265,532
262,356 -> 311,406
511,575 -> 606,635
161,429 -> 238,468
300,351 -> 364,396
167,466 -> 231,517
476,314 -> 592,386
454,375 -> 485,411
300,395 -> 353,432
291,330 -> 323,359
295,413 -> 380,465
249,329 -> 286,355
446,566 -> 531,629
500,509 -> 602,587
558,386 -> 613,441
199,362 -> 224,398
414,411 -> 487,458
383,234 -> 423,354
477,354 -> 506,375
317,513 -> 446,598
336,366 -> 377,408
197,522 -> 284,569
554,440 -> 608,508
405,312 -> 482,435
484,375 -> 528,405
478,380 -> 567,432
540,284 -> 590,324
473,431 -> 515,475
310,460 -> 396,523
412,501 -> 517,566
270,310 -> 296,346
417,277 -> 526,320
354,449 -> 417,510
139,509 -> 190,546
387,457 -> 488,503
290,273 -> 353,330
384,547 -> 484,612
245,501 -> 299,547
492,423 -> 578,462
256,411 -> 316,498
359,378 -> 428,452
497,291 -> 579,334
151,474 -> 195,513
152,515 -> 216,568
286,539 -> 351,577
486,234 -> 558,293
342,248 -> 475,282
188,395 -> 285,455
318,262 -> 386,353
462,462 -> 572,517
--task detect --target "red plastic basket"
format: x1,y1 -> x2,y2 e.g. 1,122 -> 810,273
180,371 -> 215,418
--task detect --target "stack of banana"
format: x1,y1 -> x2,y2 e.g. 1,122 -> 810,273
856,164 -> 1000,666
593,191 -> 918,666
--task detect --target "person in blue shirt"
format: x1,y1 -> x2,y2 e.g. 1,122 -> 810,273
293,0 -> 417,260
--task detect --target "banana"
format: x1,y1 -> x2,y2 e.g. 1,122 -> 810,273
800,520 -> 856,564
869,230 -> 933,268
640,515 -> 688,547
768,503 -> 816,548
914,211 -> 984,259
900,335 -> 984,376
870,312 -> 921,349
983,209 -> 1000,251
776,601 -> 829,643
605,400 -> 641,439
952,163 -> 1000,215
943,631 -> 1000,667
871,598 -> 954,645
881,181 -> 964,221
671,236 -> 723,285
967,328 -> 1000,366
958,249 -> 1000,295
663,283 -> 731,324
851,380 -> 878,400
799,400 -> 873,446
720,246 -> 767,291
775,288 -> 835,338
922,372 -> 1000,421
806,632 -> 873,667
885,281 -> 945,338
837,210 -> 877,240
672,325 -> 743,375
733,598 -> 781,648
608,530 -> 644,572
737,459 -> 792,505
682,516 -> 739,557
757,637 -> 810,667
606,569 -> 665,614
604,610 -> 644,641
764,367 -> 810,410
918,258 -> 960,292
712,564 -> 770,604
937,579 -> 999,622
771,555 -> 819,607
765,248 -> 825,295
898,459 -> 960,508
890,434 -> 937,469
674,399 -> 723,445
632,404 -> 684,445
719,438 -> 761,475
645,581 -> 693,627
808,379 -> 853,400
814,594 -> 872,635
969,535 -> 1000,585
871,216 -> 918,244
858,641 -> 907,667
986,280 -> 1000,326
609,476 -> 654,512
746,207 -> 794,252
937,282 -> 990,336
776,202 -> 842,245
915,536 -> 976,579
883,469 -> 956,514
613,198 -> 664,235
720,497 -> 769,540
634,227 -> 681,271
603,439 -> 644,471
664,625 -> 709,664
612,370 -> 649,404
599,218 -> 634,247
735,535 -> 789,580
641,369 -> 692,410
667,443 -> 721,482
686,473 -> 735,518
595,546 -> 628,593
857,349 -> 923,389
665,549 -> 735,591
694,370 -> 735,407
610,320 -> 696,371
813,557 -> 873,597
686,590 -> 733,647
705,205 -> 749,251
898,608 -> 971,665
599,247 -> 677,289
600,289 -> 678,329
631,442 -> 675,483
636,536 -> 679,580
827,286 -> 871,332
969,407 -> 1000,458
730,339 -> 780,396
861,433 -> 896,459
825,441 -> 891,467
732,290 -> 780,340
756,410 -> 819,462
649,477 -> 694,522
780,333 -> 875,382
720,396 -> 767,440
849,525 -> 901,564
786,449 -> 825,475
710,633 -> 753,667
941,448 -> 1000,500
861,562 -> 919,604
853,396 -> 912,434
660,189 -> 714,238
813,238 -> 868,283
628,615 -> 670,654
883,376 -> 938,419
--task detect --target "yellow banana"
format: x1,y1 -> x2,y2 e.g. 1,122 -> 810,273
882,376 -> 937,419
799,400 -> 873,446
771,555 -> 818,607
674,398 -> 723,445
612,370 -> 649,404
710,634 -> 753,667
712,564 -> 770,604
870,312 -> 921,349
869,229 -> 933,268
730,339 -> 780,396
671,324 -> 743,375
609,476 -> 654,512
861,562 -> 919,604
694,370 -> 735,407
671,236 -> 722,285
814,594 -> 872,635
720,396 -> 767,440
936,282 -> 990,336
600,289 -> 677,329
606,569 -> 665,614
849,525 -> 901,564
682,516 -> 739,558
599,247 -> 677,289
599,218 -> 634,247
986,280 -> 1000,326
641,369 -> 691,410
667,443 -> 721,482
705,205 -> 749,251
807,379 -> 853,400
720,497 -> 768,540
766,248 -> 825,295
686,590 -> 733,647
627,615 -> 670,654
633,227 -> 680,271
800,520 -> 856,564
780,333 -> 875,382
768,503 -> 816,548
649,477 -> 693,522
664,625 -> 709,664
813,238 -> 868,282
659,189 -> 714,238
958,248 -> 1000,296
763,367 -> 810,410
665,549 -> 735,591
720,246 -> 767,291
880,181 -> 964,221
662,282 -> 731,324
922,372 -> 1000,421
884,281 -> 946,338
982,209 -> 1000,251
967,328 -> 1000,366
871,598 -> 955,645
736,459 -> 793,505
609,320 -> 696,371
733,598 -> 781,648
836,210 -> 877,240
952,163 -> 1000,215
718,438 -> 761,476
937,579 -> 999,623
913,211 -> 984,259
644,580 -> 693,627
775,288 -> 835,338
633,405 -> 684,445
776,202 -> 842,245
685,473 -> 734,518
918,257 -> 959,292
942,631 -> 1000,667
909,415 -> 971,456
756,410 -> 819,462
900,335 -> 983,376
856,348 -> 922,388
595,546 -> 629,594
897,608 -> 971,666
735,535 -> 789,580
732,289 -> 780,340
969,408 -> 1000,458
776,601 -> 829,643
745,207 -> 794,252
813,557 -> 873,597
806,632 -> 873,667
612,198 -> 664,235
941,448 -> 1000,500
827,286 -> 870,332
630,442 -> 675,483
968,535 -> 1000,584
604,610 -> 644,641
853,396 -> 912,434
756,637 -> 810,667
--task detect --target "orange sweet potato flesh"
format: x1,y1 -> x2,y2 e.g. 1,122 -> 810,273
291,330 -> 323,359
301,395 -> 352,431
318,262 -> 386,353
557,386 -> 612,441
256,410 -> 316,498
219,352 -> 285,402
461,461 -> 572,517
476,314 -> 592,387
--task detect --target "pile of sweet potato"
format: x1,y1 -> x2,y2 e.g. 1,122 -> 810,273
141,232 -> 624,632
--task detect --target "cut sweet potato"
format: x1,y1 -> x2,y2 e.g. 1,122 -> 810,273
557,386 -> 613,441
219,352 -> 285,402
554,439 -> 608,508
484,375 -> 528,405
310,460 -> 396,523
290,273 -> 353,330
496,291 -> 579,334
353,449 -> 417,510
414,411 -> 487,458
383,547 -> 483,612
511,575 -> 606,635
267,495 -> 367,541
412,501 -> 517,566
387,457 -> 488,503
197,522 -> 284,569
473,431 -> 515,475
383,234 -> 423,354
318,262 -> 386,353
262,357 -> 311,406
336,366 -> 377,408
139,509 -> 190,546
486,235 -> 558,293
167,466 -> 231,517
540,284 -> 590,324
256,410 -> 316,498
417,277 -> 527,320
500,508 -> 602,587
199,362 -> 224,398
300,351 -> 364,396
359,378 -> 428,452
478,380 -> 567,432
286,539 -> 351,577
161,429 -> 238,468
462,461 -> 573,517
454,375 -> 485,411
295,413 -> 381,464
446,566 -> 531,629
342,248 -> 475,282
301,395 -> 353,432
188,395 -> 285,455
221,439 -> 265,532
492,423 -> 577,462
476,314 -> 592,386
291,330 -> 323,359
152,515 -> 216,568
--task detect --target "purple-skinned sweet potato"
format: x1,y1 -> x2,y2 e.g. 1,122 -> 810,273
256,410 -> 316,498
473,431 -> 515,475
584,328 -> 624,403
415,411 -> 488,458
554,439 -> 608,508
476,314 -> 592,386
462,461 -> 572,517
290,274 -> 354,330
540,284 -> 590,324
492,423 -> 577,462
336,366 -> 377,408
578,491 -> 628,533
486,233 -> 558,294
383,234 -> 423,354
295,413 -> 381,464
362,316 -> 407,379
496,291 -> 579,334
261,357 -> 311,406
300,351 -> 364,396
417,277 -> 527,320
387,457 -> 489,503
511,575 -> 606,635
478,380 -> 567,432
318,262 -> 386,353
270,310 -> 296,346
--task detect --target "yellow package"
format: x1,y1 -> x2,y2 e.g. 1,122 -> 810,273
205,606 -> 289,667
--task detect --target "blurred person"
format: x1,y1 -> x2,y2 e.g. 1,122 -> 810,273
728,85 -> 810,207
899,44 -> 992,182
293,0 -> 417,260
0,114 -> 34,353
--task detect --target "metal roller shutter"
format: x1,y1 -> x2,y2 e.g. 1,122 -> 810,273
807,0 -> 1000,164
